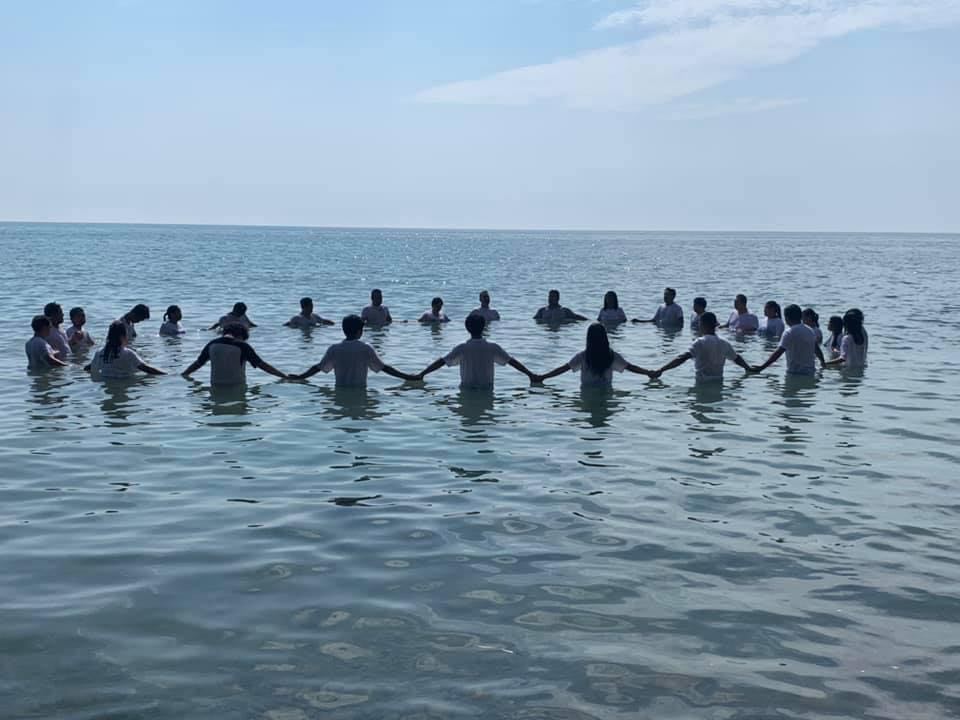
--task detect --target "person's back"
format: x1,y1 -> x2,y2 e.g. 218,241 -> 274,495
689,333 -> 737,382
319,338 -> 384,386
202,335 -> 262,384
91,346 -> 145,379
25,336 -> 55,371
779,322 -> 818,375
840,333 -> 867,368
445,337 -> 511,388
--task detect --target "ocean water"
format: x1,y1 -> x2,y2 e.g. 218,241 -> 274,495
1,222 -> 959,719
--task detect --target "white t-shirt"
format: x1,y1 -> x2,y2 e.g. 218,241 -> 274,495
840,333 -> 868,368
317,339 -> 385,387
690,313 -> 702,333
91,347 -> 144,379
470,307 -> 500,323
761,318 -> 785,337
778,323 -> 818,375
119,318 -> 138,340
218,313 -> 253,331
652,303 -> 684,327
568,350 -> 628,387
597,308 -> 627,323
727,311 -> 759,333
195,336 -> 264,385
46,326 -> 70,358
25,336 -> 57,371
361,305 -> 392,326
810,326 -> 824,345
287,313 -> 329,329
159,321 -> 185,336
689,334 -> 737,383
66,326 -> 95,347
444,338 -> 512,388
419,311 -> 450,323
535,305 -> 578,323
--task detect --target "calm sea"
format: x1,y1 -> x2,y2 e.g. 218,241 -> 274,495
2,222 -> 959,719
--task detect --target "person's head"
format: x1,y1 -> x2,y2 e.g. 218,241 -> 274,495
764,301 -> 781,319
104,320 -> 128,359
371,289 -> 383,307
300,297 -> 314,314
783,304 -> 802,326
802,307 -> 819,327
128,304 -> 150,322
342,314 -> 364,340
663,287 -> 676,305
465,313 -> 486,338
584,322 -> 614,374
693,297 -> 707,314
43,302 -> 64,324
231,302 -> 247,317
548,289 -> 560,307
843,308 -> 865,345
700,311 -> 719,334
603,291 -> 619,310
827,315 -> 843,335
222,322 -> 249,341
734,294 -> 748,312
164,305 -> 182,323
69,307 -> 86,327
31,315 -> 51,337
849,307 -> 865,323
431,297 -> 443,313
479,290 -> 491,307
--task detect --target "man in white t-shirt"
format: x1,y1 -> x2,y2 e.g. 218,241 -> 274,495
721,294 -> 759,333
753,304 -> 825,375
118,303 -> 150,341
534,289 -> 588,323
183,323 -> 290,385
651,312 -> 751,382
361,289 -> 393,326
469,290 -> 501,324
43,302 -> 71,359
296,315 -> 416,387
633,287 -> 684,328
25,315 -> 69,371
285,297 -> 334,329
418,314 -> 535,388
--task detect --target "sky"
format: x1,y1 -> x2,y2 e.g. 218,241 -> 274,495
1,0 -> 958,231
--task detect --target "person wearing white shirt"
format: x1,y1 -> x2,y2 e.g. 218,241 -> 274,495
536,323 -> 654,387
690,297 -> 707,334
534,289 -> 588,324
760,301 -> 785,337
361,289 -> 393,326
722,294 -> 759,333
295,315 -> 416,387
597,291 -> 627,324
183,323 -> 288,385
825,309 -> 868,370
634,288 -> 684,328
209,302 -> 256,332
802,308 -> 823,345
651,312 -> 752,382
85,321 -> 164,379
25,315 -> 69,371
285,297 -> 334,329
159,305 -> 186,336
469,291 -> 501,323
43,302 -> 70,359
753,304 -> 825,375
118,303 -> 150,341
67,307 -> 95,349
825,315 -> 844,357
419,297 -> 450,324
418,314 -> 535,388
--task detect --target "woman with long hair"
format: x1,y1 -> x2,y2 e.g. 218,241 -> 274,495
535,322 -> 653,386
825,309 -> 868,369
597,291 -> 627,324
85,321 -> 165,379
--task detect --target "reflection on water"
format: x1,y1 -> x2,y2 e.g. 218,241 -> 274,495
319,385 -> 385,425
569,386 -> 628,429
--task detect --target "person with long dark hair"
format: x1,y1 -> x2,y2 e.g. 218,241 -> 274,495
761,301 -> 784,337
535,323 -> 653,386
825,315 -> 843,357
597,291 -> 627,324
825,309 -> 868,369
86,321 -> 165,379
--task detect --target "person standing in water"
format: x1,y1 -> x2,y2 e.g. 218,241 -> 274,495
721,294 -> 759,333
285,297 -> 334,329
650,312 -> 752,383
633,287 -> 684,328
597,291 -> 627,324
534,289 -> 588,323
535,323 -> 654,386
824,309 -> 868,369
469,291 -> 500,324
67,307 -> 96,349
159,305 -> 186,336
361,289 -> 393,326
752,304 -> 825,375
118,304 -> 150,341
43,302 -> 71,359
209,302 -> 256,332
86,321 -> 165,379
760,301 -> 784,337
183,323 -> 289,384
26,315 -> 69,371
419,297 -> 450,324
802,308 -> 823,345
690,297 -> 707,334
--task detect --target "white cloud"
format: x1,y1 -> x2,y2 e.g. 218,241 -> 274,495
674,96 -> 807,118
416,0 -> 960,111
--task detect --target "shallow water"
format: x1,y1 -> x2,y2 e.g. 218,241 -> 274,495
2,222 -> 959,719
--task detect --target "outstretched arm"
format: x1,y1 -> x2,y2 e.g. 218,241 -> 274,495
625,362 -> 654,377
382,364 -> 418,382
536,363 -> 571,383
508,357 -> 537,383
294,363 -> 323,380
257,360 -> 288,379
181,348 -> 210,377
571,312 -> 589,321
137,362 -> 166,376
733,354 -> 753,372
654,351 -> 692,378
207,322 -> 220,331
752,347 -> 784,373
418,358 -> 446,380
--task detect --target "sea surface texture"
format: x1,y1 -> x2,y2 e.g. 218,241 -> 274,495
1,223 -> 959,719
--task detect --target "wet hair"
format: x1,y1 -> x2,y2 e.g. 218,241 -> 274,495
31,315 -> 50,334
164,305 -> 180,322
765,301 -> 782,318
479,290 -> 490,300
231,302 -> 247,316
548,289 -> 560,301
104,321 -> 127,361
222,322 -> 249,341
827,315 -> 843,351
300,297 -> 313,310
603,291 -> 619,310
784,304 -> 802,324
664,287 -> 676,298
693,297 -> 707,311
584,323 -> 615,375
802,307 -> 819,326
342,314 -> 364,338
431,297 -> 443,308
700,311 -> 718,330
43,302 -> 62,318
465,313 -> 485,337
129,304 -> 150,321
371,288 -> 382,299
843,309 -> 865,345
69,307 -> 85,322
735,294 -> 747,306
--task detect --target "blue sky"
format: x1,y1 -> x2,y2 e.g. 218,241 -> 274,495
1,0 -> 957,231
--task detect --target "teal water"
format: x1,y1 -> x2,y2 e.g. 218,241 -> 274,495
2,222 -> 959,719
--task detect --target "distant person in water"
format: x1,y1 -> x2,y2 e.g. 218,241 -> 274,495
752,304 -> 824,375
825,315 -> 844,357
295,314 -> 416,386
86,321 -> 165,379
802,308 -> 822,345
285,297 -> 334,329
361,289 -> 392,326
183,323 -> 288,385
760,301 -> 784,337
597,291 -> 627,324
721,294 -> 759,333
469,290 -> 500,323
418,314 -> 535,388
419,297 -> 450,324
26,315 -> 69,371
119,303 -> 150,340
209,302 -> 255,332
690,297 -> 707,334
650,312 -> 752,383
43,302 -> 70,359
535,323 -> 654,386
824,309 -> 868,369
634,287 -> 684,328
533,289 -> 587,323
159,305 -> 185,336
67,307 -> 95,349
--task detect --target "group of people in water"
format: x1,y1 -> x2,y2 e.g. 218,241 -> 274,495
25,287 -> 869,389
